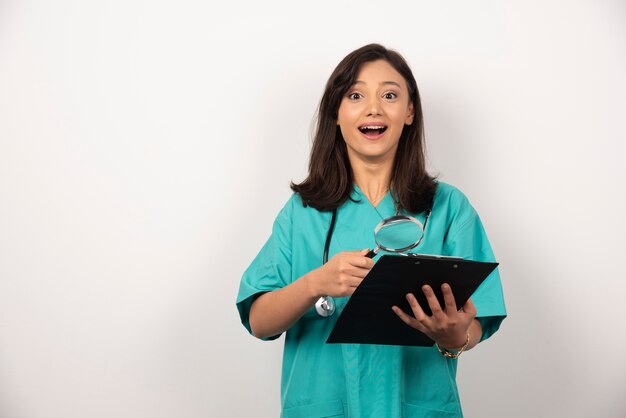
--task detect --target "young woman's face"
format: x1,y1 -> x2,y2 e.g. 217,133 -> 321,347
337,59 -> 414,165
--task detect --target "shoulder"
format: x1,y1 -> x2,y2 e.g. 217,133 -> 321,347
433,181 -> 477,224
276,193 -> 325,222
272,193 -> 331,246
434,181 -> 471,208
280,193 -> 314,214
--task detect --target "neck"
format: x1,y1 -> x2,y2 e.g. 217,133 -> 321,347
349,155 -> 394,207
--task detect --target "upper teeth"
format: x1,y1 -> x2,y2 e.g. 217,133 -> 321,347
362,126 -> 385,130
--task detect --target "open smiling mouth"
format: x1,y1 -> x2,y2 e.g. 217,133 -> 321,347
358,125 -> 388,136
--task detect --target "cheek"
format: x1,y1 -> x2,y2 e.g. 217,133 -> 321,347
337,112 -> 360,132
389,108 -> 411,126
338,106 -> 360,122
338,125 -> 354,143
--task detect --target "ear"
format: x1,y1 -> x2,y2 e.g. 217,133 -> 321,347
405,102 -> 415,126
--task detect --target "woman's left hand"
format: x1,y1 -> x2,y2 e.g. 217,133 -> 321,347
391,283 -> 476,349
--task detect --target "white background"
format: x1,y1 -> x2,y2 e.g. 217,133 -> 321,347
1,1 -> 625,417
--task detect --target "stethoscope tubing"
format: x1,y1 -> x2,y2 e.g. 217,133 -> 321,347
315,209 -> 338,317
323,209 -> 338,265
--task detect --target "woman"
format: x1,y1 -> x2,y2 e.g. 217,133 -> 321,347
236,43 -> 506,417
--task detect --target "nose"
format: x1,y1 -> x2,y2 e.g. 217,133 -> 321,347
366,96 -> 383,116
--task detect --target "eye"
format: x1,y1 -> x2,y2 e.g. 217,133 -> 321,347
347,92 -> 362,100
383,92 -> 398,100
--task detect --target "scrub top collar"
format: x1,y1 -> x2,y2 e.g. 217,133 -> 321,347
350,183 -> 398,220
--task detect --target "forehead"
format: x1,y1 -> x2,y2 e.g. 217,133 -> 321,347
353,60 -> 408,89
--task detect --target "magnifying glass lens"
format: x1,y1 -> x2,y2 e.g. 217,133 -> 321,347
374,216 -> 424,253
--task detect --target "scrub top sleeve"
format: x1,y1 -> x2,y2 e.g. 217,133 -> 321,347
236,196 -> 294,340
443,192 -> 507,343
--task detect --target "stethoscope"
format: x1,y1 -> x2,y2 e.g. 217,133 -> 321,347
315,206 -> 432,317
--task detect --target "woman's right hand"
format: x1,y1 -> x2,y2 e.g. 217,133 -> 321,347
250,249 -> 374,338
307,249 -> 374,298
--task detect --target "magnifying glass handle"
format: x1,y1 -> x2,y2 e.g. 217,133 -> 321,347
365,248 -> 378,258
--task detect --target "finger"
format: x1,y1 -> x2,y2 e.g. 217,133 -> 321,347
343,266 -> 371,278
461,297 -> 477,317
339,279 -> 363,296
346,276 -> 364,288
349,249 -> 370,256
337,259 -> 372,276
340,256 -> 371,271
405,293 -> 430,325
391,306 -> 427,332
422,285 -> 445,319
349,255 -> 374,269
441,283 -> 458,314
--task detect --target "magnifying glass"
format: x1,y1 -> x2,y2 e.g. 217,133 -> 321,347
365,214 -> 426,258
315,213 -> 428,317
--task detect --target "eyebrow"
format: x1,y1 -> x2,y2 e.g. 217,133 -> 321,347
353,80 -> 402,88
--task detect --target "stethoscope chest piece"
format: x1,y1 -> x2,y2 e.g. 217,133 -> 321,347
315,295 -> 336,317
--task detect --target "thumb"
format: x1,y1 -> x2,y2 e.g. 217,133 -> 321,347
461,298 -> 477,316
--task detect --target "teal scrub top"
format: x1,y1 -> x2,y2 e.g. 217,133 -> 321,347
237,182 -> 506,418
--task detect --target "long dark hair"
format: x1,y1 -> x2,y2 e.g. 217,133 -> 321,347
291,43 -> 436,213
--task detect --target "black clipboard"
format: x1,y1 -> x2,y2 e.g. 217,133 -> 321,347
326,254 -> 498,347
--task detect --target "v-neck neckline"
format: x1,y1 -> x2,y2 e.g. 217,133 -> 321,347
351,184 -> 396,219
